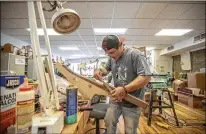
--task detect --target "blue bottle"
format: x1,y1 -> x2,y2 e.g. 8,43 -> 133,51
66,87 -> 78,124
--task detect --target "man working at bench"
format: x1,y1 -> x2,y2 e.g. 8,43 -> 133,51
93,35 -> 151,134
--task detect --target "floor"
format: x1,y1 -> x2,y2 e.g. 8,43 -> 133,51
85,102 -> 205,134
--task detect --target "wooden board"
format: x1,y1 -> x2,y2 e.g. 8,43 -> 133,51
56,62 -> 148,109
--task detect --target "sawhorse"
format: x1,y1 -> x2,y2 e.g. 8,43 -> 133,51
147,89 -> 180,126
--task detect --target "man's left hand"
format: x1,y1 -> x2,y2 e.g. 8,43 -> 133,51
111,87 -> 126,102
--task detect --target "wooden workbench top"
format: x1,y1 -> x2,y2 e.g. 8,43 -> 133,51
61,111 -> 90,134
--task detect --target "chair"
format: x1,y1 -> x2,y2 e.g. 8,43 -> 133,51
85,95 -> 109,134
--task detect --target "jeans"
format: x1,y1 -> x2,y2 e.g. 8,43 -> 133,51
104,101 -> 141,134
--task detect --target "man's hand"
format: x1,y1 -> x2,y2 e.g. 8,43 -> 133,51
111,87 -> 127,102
93,69 -> 103,80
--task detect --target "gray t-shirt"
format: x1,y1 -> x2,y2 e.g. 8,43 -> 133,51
105,47 -> 151,107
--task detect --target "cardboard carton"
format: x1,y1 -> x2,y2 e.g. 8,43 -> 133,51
172,79 -> 187,95
178,88 -> 204,108
187,73 -> 205,94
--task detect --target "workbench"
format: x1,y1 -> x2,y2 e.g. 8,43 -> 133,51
61,111 -> 90,134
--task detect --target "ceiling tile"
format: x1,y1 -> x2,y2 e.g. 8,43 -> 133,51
49,41 -> 71,45
134,40 -> 172,45
111,19 -> 133,28
12,36 -> 31,41
92,19 -> 111,28
131,19 -> 152,28
63,2 -> 90,18
124,36 -> 136,41
136,3 -> 167,18
85,41 -> 96,46
183,20 -> 205,29
79,19 -> 92,28
178,4 -> 205,19
200,14 -> 205,19
1,2 -> 28,19
70,41 -> 84,46
135,36 -> 180,41
137,29 -> 160,36
148,19 -> 171,28
68,36 -> 82,40
156,4 -> 194,19
1,19 -> 19,28
124,41 -> 135,45
81,36 -> 95,41
95,36 -> 105,41
9,19 -> 29,28
163,19 -> 192,29
125,29 -> 139,35
89,2 -> 114,18
77,29 -> 94,35
1,29 -> 30,36
126,29 -> 160,36
41,35 -> 73,41
114,2 -> 141,18
35,19 -> 51,28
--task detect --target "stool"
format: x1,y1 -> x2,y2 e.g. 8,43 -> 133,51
147,89 -> 179,126
85,103 -> 108,134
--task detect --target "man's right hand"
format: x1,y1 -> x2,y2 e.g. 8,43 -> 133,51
93,69 -> 103,80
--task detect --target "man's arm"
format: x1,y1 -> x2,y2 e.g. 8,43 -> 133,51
94,57 -> 111,80
93,67 -> 110,80
99,67 -> 110,76
125,76 -> 151,92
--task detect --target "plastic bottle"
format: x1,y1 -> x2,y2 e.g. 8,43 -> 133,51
66,87 -> 78,124
16,77 -> 35,134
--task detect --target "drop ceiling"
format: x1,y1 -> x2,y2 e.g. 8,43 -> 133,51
1,1 -> 205,59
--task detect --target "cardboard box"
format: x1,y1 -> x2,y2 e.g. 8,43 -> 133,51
172,79 -> 187,95
173,72 -> 179,79
178,88 -> 204,108
163,92 -> 177,101
187,73 -> 206,93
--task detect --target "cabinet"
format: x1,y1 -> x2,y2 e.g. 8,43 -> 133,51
27,58 -> 37,79
1,53 -> 25,75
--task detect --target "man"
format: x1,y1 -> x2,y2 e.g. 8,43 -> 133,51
93,35 -> 151,134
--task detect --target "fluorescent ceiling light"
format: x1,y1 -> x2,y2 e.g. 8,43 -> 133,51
27,28 -> 61,35
155,29 -> 193,36
71,54 -> 85,57
146,47 -> 155,51
94,28 -> 127,35
59,47 -> 79,50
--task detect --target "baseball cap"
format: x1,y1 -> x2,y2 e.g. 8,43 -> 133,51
102,35 -> 120,51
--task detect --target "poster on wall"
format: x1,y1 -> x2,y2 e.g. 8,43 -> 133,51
155,60 -> 169,74
180,51 -> 191,70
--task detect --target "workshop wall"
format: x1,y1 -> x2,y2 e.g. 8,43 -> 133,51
173,48 -> 206,72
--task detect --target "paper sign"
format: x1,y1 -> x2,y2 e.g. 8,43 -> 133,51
15,59 -> 25,65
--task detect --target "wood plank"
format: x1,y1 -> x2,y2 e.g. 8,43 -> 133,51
56,62 -> 148,109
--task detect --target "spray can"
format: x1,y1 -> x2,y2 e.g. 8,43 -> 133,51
0,75 -> 24,134
66,87 -> 78,124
